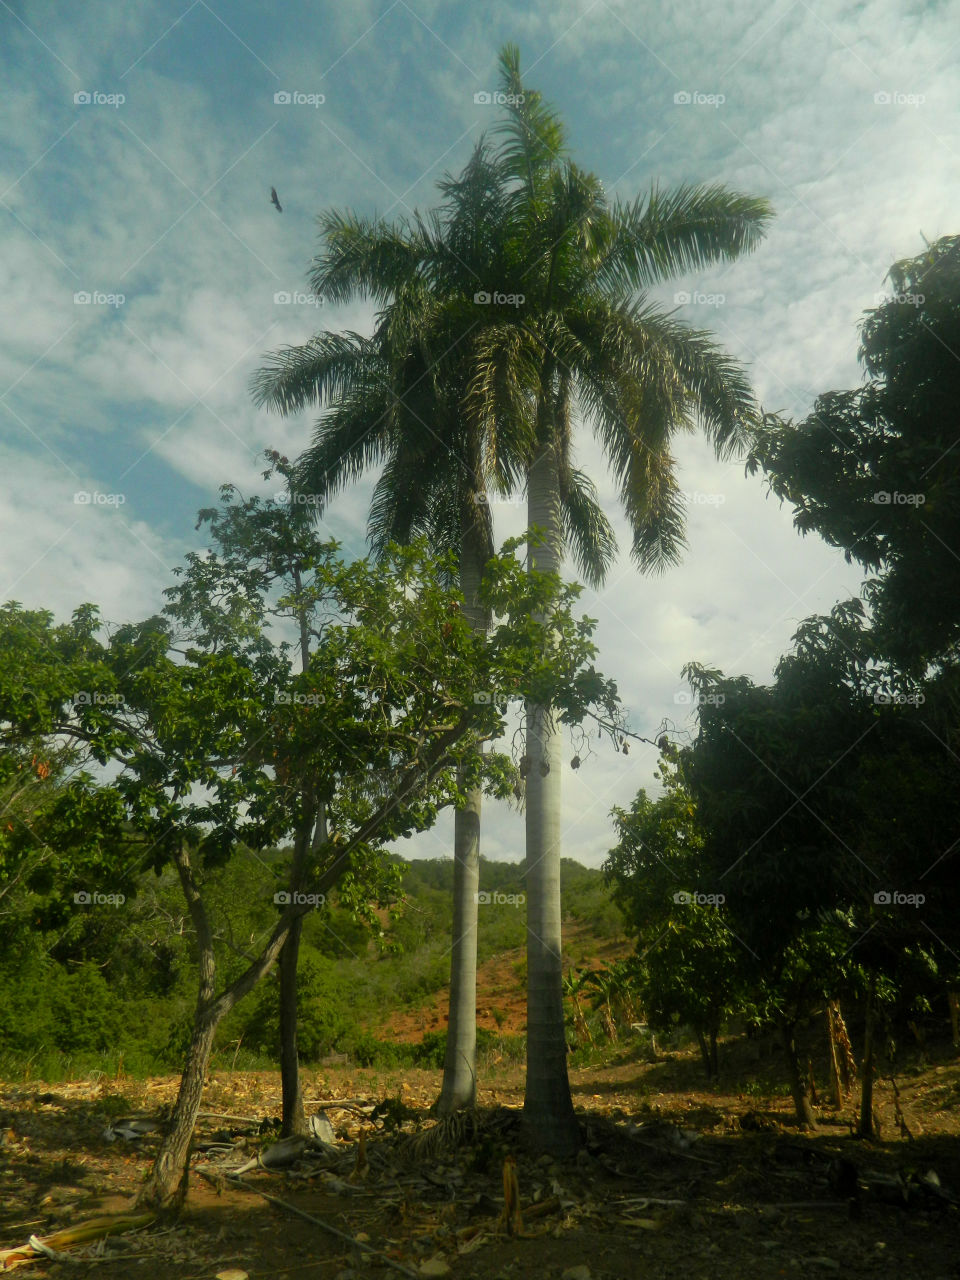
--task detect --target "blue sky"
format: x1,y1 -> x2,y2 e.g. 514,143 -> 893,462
2,0 -> 957,866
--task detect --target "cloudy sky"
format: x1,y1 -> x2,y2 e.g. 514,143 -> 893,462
2,0 -> 956,868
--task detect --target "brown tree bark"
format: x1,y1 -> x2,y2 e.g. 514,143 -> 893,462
139,838 -> 302,1211
826,1002 -> 843,1108
695,1027 -> 718,1078
858,972 -> 877,1139
279,803 -> 327,1138
778,1014 -> 817,1129
278,910 -> 307,1137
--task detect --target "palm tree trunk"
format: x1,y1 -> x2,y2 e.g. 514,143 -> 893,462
438,788 -> 481,1111
438,501 -> 489,1114
522,439 -> 580,1156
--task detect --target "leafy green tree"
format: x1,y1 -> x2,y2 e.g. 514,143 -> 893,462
173,460 -> 349,1138
682,598 -> 960,1126
747,235 -> 960,670
605,754 -> 743,1077
0,494 -> 621,1210
0,603 -> 140,936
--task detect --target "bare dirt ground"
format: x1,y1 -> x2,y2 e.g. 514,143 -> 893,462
1,1036 -> 958,1280
381,922 -> 630,1044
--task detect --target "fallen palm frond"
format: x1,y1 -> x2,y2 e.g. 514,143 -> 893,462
0,1213 -> 155,1272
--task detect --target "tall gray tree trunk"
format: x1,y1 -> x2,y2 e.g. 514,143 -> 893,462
522,439 -> 580,1156
438,500 -> 490,1113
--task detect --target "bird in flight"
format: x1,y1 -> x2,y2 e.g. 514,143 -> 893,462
270,187 -> 283,213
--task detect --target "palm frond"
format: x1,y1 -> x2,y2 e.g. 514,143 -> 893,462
249,332 -> 381,414
597,183 -> 773,294
292,389 -> 394,508
642,315 -> 760,460
494,44 -> 567,195
310,211 -> 425,305
558,466 -> 618,588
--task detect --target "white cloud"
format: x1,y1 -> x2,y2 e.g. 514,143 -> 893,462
2,0 -> 956,870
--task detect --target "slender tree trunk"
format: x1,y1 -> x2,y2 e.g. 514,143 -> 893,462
701,1024 -> 716,1075
696,1027 -> 719,1078
438,498 -> 490,1114
279,800 -> 328,1137
827,1003 -> 843,1108
778,1014 -> 817,1129
146,1006 -> 218,1212
949,990 -> 959,1051
140,838 -> 304,1211
279,575 -> 327,1137
859,972 -> 877,1139
438,786 -> 481,1111
279,911 -> 307,1137
522,438 -> 580,1156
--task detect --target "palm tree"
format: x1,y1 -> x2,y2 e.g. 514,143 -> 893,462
475,46 -> 773,1154
250,140 -> 614,1112
253,47 -> 772,1146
